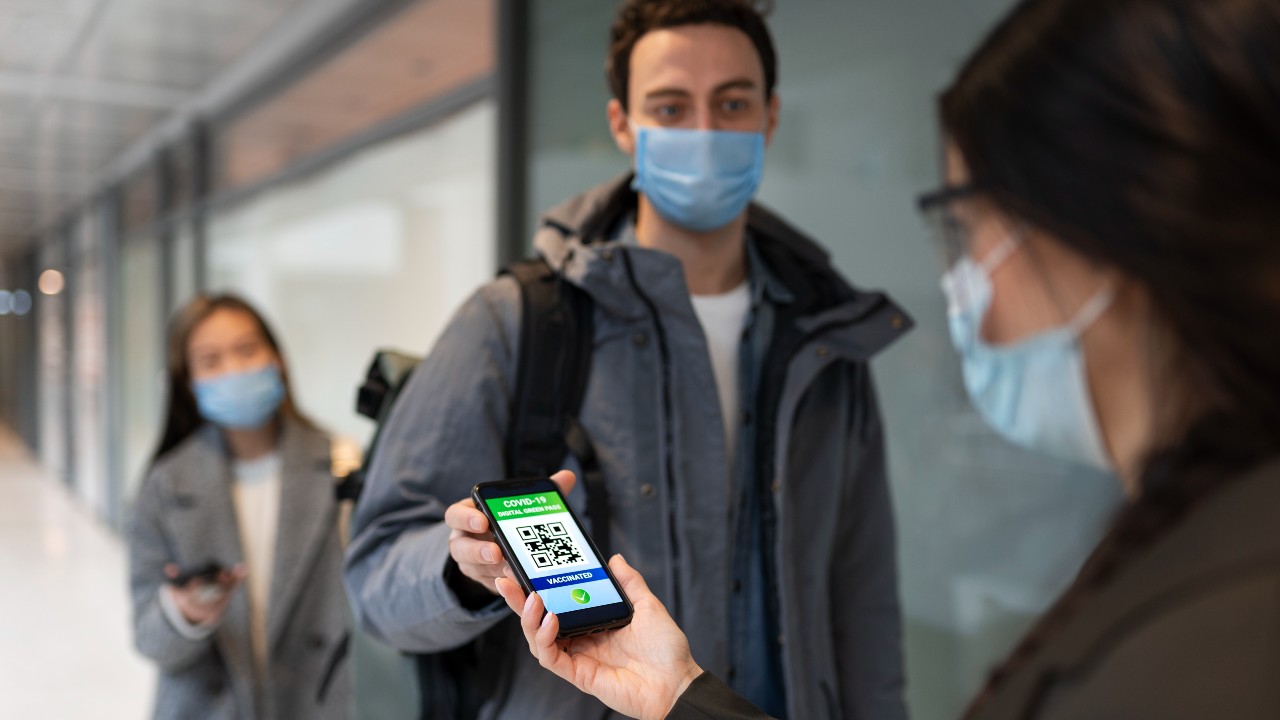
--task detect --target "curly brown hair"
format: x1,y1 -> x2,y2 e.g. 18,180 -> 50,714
605,0 -> 777,110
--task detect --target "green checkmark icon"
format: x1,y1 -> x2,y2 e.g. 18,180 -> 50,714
571,588 -> 591,605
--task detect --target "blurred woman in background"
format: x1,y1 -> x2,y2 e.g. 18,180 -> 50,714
127,294 -> 351,719
492,0 -> 1280,717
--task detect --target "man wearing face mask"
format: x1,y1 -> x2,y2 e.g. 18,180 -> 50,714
343,2 -> 912,718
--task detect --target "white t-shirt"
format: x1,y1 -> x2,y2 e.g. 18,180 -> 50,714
230,451 -> 282,684
690,281 -> 751,462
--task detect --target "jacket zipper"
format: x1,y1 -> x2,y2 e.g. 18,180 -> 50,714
621,250 -> 683,619
767,299 -> 890,715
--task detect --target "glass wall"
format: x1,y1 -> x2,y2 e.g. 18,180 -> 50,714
114,230 -> 165,506
170,224 -> 199,312
208,99 -> 497,447
526,2 -> 1123,717
70,213 -> 113,520
37,238 -> 70,485
0,252 -> 38,443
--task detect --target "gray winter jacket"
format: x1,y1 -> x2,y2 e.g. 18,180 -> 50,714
344,176 -> 912,720
128,417 -> 351,720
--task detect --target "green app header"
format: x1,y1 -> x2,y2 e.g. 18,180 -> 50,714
485,491 -> 567,520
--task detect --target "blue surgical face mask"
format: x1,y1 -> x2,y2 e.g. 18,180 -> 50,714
193,364 -> 286,430
941,240 -> 1115,471
629,122 -> 765,232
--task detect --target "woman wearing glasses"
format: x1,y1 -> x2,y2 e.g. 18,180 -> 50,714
492,0 -> 1280,717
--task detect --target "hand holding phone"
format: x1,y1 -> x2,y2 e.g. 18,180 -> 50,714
473,476 -> 633,638
496,554 -> 702,720
163,562 -> 245,626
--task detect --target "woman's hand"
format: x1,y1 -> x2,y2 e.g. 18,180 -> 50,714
496,554 -> 702,720
163,564 -> 246,626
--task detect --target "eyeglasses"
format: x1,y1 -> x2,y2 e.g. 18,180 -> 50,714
917,183 -> 979,267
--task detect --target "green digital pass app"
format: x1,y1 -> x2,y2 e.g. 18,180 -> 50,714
484,491 -> 623,615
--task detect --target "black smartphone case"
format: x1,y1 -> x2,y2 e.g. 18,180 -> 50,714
472,479 -> 633,638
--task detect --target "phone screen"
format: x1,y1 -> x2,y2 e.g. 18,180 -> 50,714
480,487 -> 627,619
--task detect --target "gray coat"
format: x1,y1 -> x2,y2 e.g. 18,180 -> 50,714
344,176 -> 912,720
672,459 -> 1280,720
128,417 -> 351,720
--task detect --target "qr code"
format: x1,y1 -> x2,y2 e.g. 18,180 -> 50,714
516,522 -> 585,569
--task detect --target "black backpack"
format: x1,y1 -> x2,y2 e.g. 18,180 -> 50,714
336,258 -> 607,720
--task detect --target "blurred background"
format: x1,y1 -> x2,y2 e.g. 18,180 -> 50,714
0,0 -> 1121,718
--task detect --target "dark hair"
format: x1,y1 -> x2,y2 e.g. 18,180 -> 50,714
152,294 -> 310,463
942,0 -> 1280,714
606,0 -> 777,111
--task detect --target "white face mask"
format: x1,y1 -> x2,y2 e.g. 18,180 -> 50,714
941,240 -> 1115,471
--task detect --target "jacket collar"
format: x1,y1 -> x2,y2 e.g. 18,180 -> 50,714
166,424 -> 255,701
532,174 -> 912,361
607,210 -> 794,308
745,232 -> 797,308
264,416 -> 335,652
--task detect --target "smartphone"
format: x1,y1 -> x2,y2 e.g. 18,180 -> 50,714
472,478 -> 633,638
167,561 -> 225,586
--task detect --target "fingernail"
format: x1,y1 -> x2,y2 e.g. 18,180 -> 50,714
524,592 -> 536,613
541,612 -> 554,629
470,517 -> 483,532
482,546 -> 494,562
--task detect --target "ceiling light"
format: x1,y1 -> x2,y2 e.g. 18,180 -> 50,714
38,269 -> 64,296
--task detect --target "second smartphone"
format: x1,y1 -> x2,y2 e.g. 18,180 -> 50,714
472,478 -> 633,638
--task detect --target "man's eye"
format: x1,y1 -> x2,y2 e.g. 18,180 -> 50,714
723,99 -> 749,112
654,105 -> 681,118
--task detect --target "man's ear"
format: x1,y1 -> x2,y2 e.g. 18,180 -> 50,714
764,92 -> 780,146
606,98 -> 635,156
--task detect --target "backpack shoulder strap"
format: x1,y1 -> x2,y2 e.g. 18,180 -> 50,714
503,258 -> 610,554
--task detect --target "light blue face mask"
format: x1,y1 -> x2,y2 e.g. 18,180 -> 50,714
193,364 -> 286,430
629,123 -> 765,232
941,241 -> 1115,471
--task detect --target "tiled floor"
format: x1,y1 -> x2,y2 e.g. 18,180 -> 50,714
0,426 -> 154,719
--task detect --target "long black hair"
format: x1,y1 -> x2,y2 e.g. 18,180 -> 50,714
940,0 -> 1280,714
152,294 -> 311,463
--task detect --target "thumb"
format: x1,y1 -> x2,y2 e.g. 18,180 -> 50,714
609,554 -> 655,604
549,469 -> 577,497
